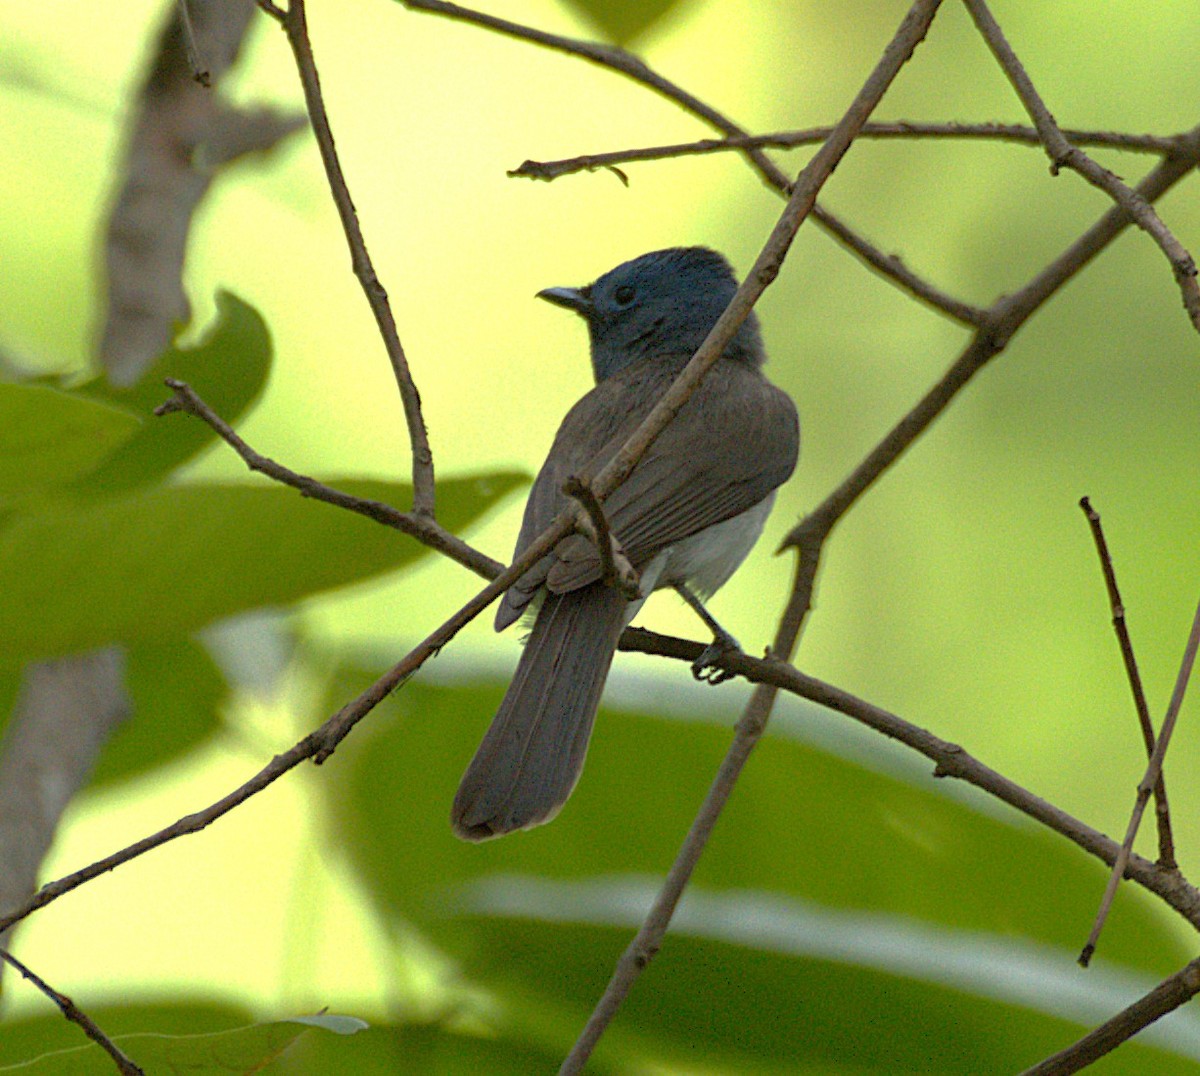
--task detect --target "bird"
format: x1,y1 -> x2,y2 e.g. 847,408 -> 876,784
451,246 -> 799,841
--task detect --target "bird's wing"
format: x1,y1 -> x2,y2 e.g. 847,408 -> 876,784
494,373 -> 654,630
495,359 -> 798,626
545,363 -> 798,594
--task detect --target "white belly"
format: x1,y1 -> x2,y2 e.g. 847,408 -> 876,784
636,492 -> 776,605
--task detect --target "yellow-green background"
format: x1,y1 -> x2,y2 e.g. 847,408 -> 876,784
2,0 -> 1199,1071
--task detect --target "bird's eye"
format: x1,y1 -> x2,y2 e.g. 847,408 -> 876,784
613,284 -> 636,306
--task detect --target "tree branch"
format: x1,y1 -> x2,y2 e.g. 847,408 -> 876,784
618,627 -> 1200,927
265,0 -> 438,514
1078,497 -> 1174,868
509,121 -> 1182,182
1080,592 -> 1200,965
963,0 -> 1200,332
559,3 -> 946,1068
0,948 -> 144,1075
562,475 -> 641,599
1019,957 -> 1200,1075
154,379 -> 502,580
782,122 -> 1200,559
400,0 -> 978,326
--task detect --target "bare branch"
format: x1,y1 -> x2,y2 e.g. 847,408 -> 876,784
562,475 -> 641,599
0,948 -> 144,1075
617,627 -> 1200,930
268,0 -> 437,515
510,121 -> 1182,182
99,1 -> 299,386
154,379 -> 502,580
1079,497 -> 1174,867
254,0 -> 285,20
401,0 -> 977,327
1080,593 -> 1200,966
1020,957 -> 1200,1075
783,124 -> 1200,556
963,0 -> 1200,331
560,3 -> 946,1068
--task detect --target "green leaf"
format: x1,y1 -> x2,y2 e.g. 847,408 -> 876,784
0,473 -> 522,665
87,636 -> 228,788
0,382 -> 140,500
276,1018 -> 619,1075
558,0 -> 685,45
0,1001 -> 251,1069
74,291 -> 271,494
322,673 -> 1200,1073
0,1009 -> 364,1074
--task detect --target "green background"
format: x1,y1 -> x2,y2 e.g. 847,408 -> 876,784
1,0 -> 1198,1071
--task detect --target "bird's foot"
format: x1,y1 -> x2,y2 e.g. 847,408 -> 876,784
691,629 -> 741,685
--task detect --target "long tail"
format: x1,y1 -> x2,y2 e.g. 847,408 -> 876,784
451,582 -> 627,840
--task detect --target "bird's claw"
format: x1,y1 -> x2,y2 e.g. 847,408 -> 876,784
691,631 -> 741,685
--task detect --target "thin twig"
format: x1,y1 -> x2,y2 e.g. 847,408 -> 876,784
510,121 -> 1182,181
0,948 -> 144,1075
782,123 -> 1200,556
1080,593 -> 1200,966
270,0 -> 437,514
175,0 -> 210,85
1079,497 -> 1175,867
0,503 -> 577,937
559,4 -> 945,1069
1019,957 -> 1200,1075
401,0 -> 979,326
561,475 -> 641,599
963,0 -> 1200,332
154,379 -> 502,580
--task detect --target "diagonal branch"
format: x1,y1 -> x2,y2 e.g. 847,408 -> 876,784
1078,497 -> 1174,868
261,0 -> 438,514
559,3 -> 946,1069
510,121 -> 1182,182
154,379 -> 502,580
1019,956 -> 1200,1075
1080,593 -> 1200,966
963,0 -> 1200,331
783,123 -> 1200,561
1,948 -> 144,1075
401,0 -> 978,326
617,627 -> 1200,928
0,503 -> 568,938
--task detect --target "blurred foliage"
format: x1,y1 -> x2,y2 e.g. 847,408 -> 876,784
0,1003 -> 364,1074
555,0 -> 685,44
0,470 -> 520,665
75,292 -> 272,496
1,0 -> 1199,1073
313,667 -> 1200,1073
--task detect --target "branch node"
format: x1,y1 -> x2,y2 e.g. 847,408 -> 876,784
562,475 -> 641,600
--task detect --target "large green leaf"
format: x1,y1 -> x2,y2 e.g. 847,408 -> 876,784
74,291 -> 271,495
276,1018 -> 620,1075
322,672 -> 1200,1072
0,474 -> 522,665
0,1001 -> 251,1068
0,1003 -> 607,1075
0,1005 -> 365,1074
0,382 -> 140,501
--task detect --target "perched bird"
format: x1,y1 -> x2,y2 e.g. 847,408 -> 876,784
452,247 -> 799,840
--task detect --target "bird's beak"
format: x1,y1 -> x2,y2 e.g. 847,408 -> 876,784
537,285 -> 593,316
